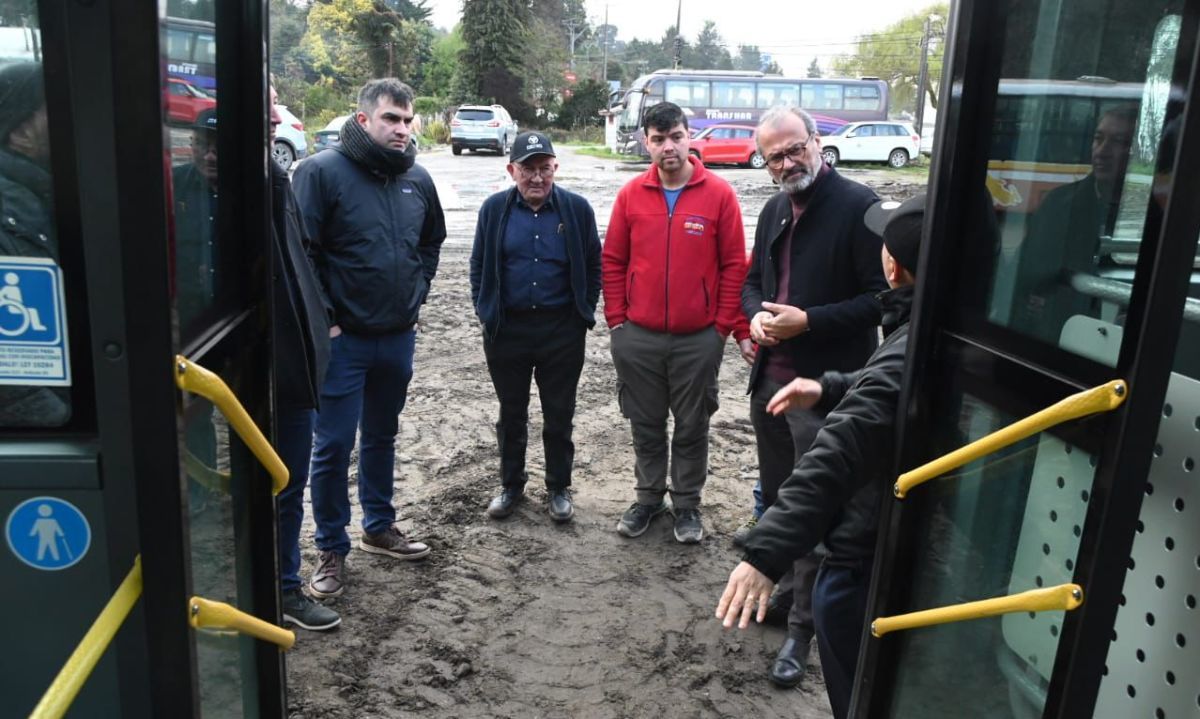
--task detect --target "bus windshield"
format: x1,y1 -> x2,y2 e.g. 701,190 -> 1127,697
619,90 -> 644,131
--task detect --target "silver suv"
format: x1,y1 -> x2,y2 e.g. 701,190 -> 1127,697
451,104 -> 518,156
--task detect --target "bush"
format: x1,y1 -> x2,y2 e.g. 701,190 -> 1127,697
421,119 -> 450,145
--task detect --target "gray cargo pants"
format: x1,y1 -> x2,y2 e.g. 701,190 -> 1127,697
610,322 -> 727,510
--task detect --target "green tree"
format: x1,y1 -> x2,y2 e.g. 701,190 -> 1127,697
524,16 -> 570,119
807,58 -> 822,78
832,3 -> 947,116
556,78 -> 608,129
458,0 -> 533,120
420,27 -> 463,99
733,45 -> 764,72
688,21 -> 733,70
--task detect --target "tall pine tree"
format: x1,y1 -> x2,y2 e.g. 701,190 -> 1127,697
459,0 -> 533,121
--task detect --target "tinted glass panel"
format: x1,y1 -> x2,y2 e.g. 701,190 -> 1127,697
802,83 -> 844,110
886,384 -> 1105,717
665,80 -> 710,108
844,84 -> 881,111
983,9 -> 1182,362
757,82 -> 800,108
456,109 -> 494,121
0,13 -> 73,428
712,81 -> 754,109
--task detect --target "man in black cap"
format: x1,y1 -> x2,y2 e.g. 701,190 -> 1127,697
470,131 -> 601,522
715,194 -> 925,719
172,110 -> 219,328
0,61 -> 70,427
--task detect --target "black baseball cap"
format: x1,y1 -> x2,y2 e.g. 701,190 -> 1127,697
864,193 -> 926,274
193,109 -> 218,132
510,131 -> 555,163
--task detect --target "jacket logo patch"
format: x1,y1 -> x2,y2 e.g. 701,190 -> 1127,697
682,216 -> 706,236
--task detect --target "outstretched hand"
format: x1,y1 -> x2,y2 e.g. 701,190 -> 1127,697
766,377 -> 823,415
715,562 -> 776,629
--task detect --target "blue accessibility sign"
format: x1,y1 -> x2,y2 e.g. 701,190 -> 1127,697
5,496 -> 92,571
0,256 -> 71,386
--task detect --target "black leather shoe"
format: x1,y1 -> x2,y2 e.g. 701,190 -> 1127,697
762,594 -> 789,628
487,487 -> 523,518
547,489 -> 574,522
769,636 -> 811,688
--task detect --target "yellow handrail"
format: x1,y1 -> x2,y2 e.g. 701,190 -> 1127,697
871,583 -> 1084,638
894,380 -> 1126,498
174,355 -> 289,495
183,448 -> 232,495
29,558 -> 144,719
189,597 -> 295,650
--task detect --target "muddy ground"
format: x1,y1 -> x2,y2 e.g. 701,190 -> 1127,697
283,147 -> 927,719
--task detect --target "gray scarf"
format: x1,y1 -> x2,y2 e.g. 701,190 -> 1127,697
336,116 -> 415,177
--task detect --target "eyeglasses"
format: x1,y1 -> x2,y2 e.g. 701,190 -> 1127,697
765,135 -> 815,170
517,164 -> 556,179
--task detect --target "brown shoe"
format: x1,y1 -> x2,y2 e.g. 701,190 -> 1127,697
309,550 -> 346,599
359,526 -> 431,561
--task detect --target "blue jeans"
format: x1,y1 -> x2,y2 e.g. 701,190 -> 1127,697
812,561 -> 872,719
310,329 -> 415,555
752,479 -> 764,518
275,407 -> 315,591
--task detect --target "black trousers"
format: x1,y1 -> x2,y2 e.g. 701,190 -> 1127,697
750,377 -> 826,641
483,306 -> 587,491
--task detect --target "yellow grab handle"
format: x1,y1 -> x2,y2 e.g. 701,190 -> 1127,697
189,596 -> 295,651
183,448 -> 232,495
895,380 -> 1126,498
174,355 -> 288,495
871,583 -> 1084,638
31,557 -> 144,719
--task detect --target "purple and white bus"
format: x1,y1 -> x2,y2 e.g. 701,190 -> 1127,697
616,69 -> 889,157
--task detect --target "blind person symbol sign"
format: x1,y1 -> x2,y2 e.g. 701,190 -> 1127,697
0,256 -> 71,386
5,496 -> 92,571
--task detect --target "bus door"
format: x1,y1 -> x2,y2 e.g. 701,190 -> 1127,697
851,1 -> 1200,717
1,0 -> 283,716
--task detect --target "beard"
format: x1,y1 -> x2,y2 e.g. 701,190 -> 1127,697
780,165 -> 815,195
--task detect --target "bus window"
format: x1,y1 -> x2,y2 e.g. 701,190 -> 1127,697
665,80 -> 710,108
757,82 -> 800,108
194,33 -> 216,66
0,22 -> 74,427
166,29 -> 192,64
844,84 -> 880,111
802,83 -> 844,110
712,81 -> 754,109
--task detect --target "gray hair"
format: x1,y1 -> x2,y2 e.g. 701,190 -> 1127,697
756,106 -> 817,153
357,78 -> 415,113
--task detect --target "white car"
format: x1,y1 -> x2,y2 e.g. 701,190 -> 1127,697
821,121 -> 921,168
273,105 -> 309,170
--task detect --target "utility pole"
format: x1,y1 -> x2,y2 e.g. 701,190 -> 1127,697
387,41 -> 394,77
673,0 -> 683,69
601,3 -> 609,84
564,18 -> 588,71
914,16 -> 931,136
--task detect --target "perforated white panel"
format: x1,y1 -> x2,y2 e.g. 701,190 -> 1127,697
1095,371 -> 1200,719
1001,435 -> 1096,681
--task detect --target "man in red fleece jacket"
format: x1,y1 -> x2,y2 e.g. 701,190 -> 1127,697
603,102 -> 753,544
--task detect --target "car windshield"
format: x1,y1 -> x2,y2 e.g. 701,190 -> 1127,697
694,128 -> 715,140
457,109 -> 494,121
828,124 -> 850,136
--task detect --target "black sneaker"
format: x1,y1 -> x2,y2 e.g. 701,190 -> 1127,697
616,500 -> 669,538
673,508 -> 704,544
282,588 -> 341,631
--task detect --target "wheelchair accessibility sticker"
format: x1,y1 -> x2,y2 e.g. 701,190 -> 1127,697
0,256 -> 70,386
5,496 -> 92,571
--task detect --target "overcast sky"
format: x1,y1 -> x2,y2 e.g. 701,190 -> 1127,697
425,0 -> 940,76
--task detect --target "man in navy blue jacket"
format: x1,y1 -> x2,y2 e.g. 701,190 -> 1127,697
470,132 -> 601,522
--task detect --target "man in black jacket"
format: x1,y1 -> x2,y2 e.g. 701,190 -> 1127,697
268,83 -> 338,631
469,132 -> 601,522
717,194 -> 925,719
292,78 -> 446,601
740,106 -> 887,687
